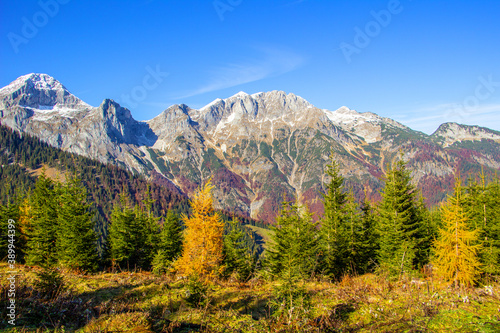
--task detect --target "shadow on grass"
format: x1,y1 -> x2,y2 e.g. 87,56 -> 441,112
0,276 -> 211,333
218,292 -> 272,320
0,282 -> 139,331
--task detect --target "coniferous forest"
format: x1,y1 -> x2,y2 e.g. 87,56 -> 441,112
1,123 -> 500,332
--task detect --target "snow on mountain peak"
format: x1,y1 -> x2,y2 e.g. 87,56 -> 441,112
0,73 -> 91,111
335,106 -> 354,113
0,73 -> 65,94
323,106 -> 380,125
25,73 -> 64,90
230,91 -> 250,99
199,98 -> 224,111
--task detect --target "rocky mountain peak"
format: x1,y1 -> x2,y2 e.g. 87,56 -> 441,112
0,73 -> 63,94
100,99 -> 132,120
0,73 -> 90,110
252,90 -> 314,112
230,91 -> 250,99
2,74 -> 500,223
431,122 -> 500,147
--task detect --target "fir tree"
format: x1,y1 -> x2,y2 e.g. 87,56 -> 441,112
464,173 -> 500,277
415,195 -> 434,266
109,194 -> 150,270
359,193 -> 378,273
57,175 -> 98,272
319,156 -> 348,279
141,186 -> 161,267
174,180 -> 224,282
433,177 -> 482,288
376,158 -> 426,276
25,172 -> 59,267
343,190 -> 377,275
222,217 -> 255,281
482,180 -> 500,276
152,210 -> 183,274
266,201 -> 319,280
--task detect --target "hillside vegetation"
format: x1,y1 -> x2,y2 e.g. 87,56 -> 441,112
1,125 -> 500,332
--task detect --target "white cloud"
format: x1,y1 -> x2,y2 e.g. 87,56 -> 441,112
173,46 -> 304,99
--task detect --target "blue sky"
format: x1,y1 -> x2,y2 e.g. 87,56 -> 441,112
1,0 -> 499,134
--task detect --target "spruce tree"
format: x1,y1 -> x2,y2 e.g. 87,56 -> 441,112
343,190 -> 377,275
152,210 -> 183,274
433,177 -> 482,287
319,157 -> 348,279
266,201 -> 319,280
57,175 -> 98,272
109,194 -> 150,270
482,180 -> 500,276
223,217 -> 255,281
376,158 -> 426,276
415,195 -> 434,266
359,193 -> 378,273
141,187 -> 161,267
464,174 -> 500,277
25,172 -> 59,267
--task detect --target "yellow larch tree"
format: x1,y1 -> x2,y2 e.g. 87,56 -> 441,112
18,197 -> 33,255
432,177 -> 482,288
174,180 -> 224,283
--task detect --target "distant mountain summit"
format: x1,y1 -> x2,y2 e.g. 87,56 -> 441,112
431,122 -> 500,148
2,73 -> 500,222
0,73 -> 90,110
0,74 -> 157,171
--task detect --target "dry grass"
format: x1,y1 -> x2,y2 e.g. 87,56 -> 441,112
1,263 -> 499,332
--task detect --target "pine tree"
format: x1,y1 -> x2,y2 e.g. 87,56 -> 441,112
464,174 -> 500,277
174,180 -> 224,282
319,156 -> 348,279
141,186 -> 161,267
109,194 -> 150,270
359,193 -> 378,273
152,210 -> 183,274
343,190 -> 377,275
223,217 -> 255,281
482,179 -> 500,276
376,158 -> 426,277
415,195 -> 434,266
266,201 -> 319,280
25,172 -> 59,267
433,177 -> 482,288
57,175 -> 98,272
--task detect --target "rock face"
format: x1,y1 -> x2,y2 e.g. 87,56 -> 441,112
2,74 -> 500,222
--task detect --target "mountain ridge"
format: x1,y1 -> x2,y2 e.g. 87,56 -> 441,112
2,73 -> 500,222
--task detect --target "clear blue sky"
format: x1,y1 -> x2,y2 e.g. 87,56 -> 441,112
1,0 -> 499,134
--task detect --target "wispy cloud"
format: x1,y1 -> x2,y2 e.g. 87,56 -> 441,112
173,46 -> 304,99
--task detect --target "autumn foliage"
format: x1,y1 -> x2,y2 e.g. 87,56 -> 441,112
433,178 -> 482,288
174,180 -> 224,282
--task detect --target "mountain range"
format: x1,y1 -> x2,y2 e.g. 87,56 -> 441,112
1,73 -> 500,222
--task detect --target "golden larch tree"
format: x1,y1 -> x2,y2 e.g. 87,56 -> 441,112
18,197 -> 33,253
432,177 -> 482,288
174,180 -> 224,282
